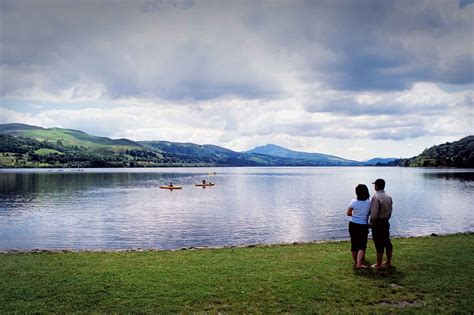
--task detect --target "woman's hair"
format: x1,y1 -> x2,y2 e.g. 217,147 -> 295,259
355,184 -> 370,201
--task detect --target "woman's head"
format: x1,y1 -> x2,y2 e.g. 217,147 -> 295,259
355,184 -> 370,201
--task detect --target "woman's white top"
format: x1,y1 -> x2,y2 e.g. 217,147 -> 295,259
348,198 -> 371,225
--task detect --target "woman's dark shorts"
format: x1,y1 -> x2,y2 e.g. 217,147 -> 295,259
349,221 -> 369,252
372,218 -> 393,253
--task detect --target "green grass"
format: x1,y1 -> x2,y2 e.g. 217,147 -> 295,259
0,152 -> 16,165
0,234 -> 472,313
34,148 -> 64,155
0,152 -> 54,168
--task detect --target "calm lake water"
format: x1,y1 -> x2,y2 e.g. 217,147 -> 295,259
0,167 -> 473,250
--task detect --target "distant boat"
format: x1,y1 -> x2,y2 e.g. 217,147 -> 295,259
208,172 -> 217,175
195,183 -> 215,187
159,185 -> 182,190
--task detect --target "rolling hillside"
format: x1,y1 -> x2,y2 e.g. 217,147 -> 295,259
399,136 -> 474,168
0,124 -> 166,168
1,124 -> 331,167
2,123 -> 470,168
0,123 -> 370,168
0,123 -> 142,152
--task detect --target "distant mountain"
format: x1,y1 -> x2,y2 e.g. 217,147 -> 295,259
140,141 -> 345,167
246,144 -> 360,166
362,157 -> 399,166
399,136 -> 474,168
141,141 -> 260,166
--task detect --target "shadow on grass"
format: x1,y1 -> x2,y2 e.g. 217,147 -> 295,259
353,266 -> 405,284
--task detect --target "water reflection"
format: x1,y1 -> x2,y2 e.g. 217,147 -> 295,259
423,171 -> 474,182
0,167 -> 473,250
0,172 -> 204,213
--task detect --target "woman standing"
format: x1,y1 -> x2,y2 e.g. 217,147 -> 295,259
347,184 -> 371,269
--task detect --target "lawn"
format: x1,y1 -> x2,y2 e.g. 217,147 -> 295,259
34,148 -> 64,155
0,234 -> 472,313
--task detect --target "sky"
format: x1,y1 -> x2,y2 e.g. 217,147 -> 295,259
0,0 -> 473,160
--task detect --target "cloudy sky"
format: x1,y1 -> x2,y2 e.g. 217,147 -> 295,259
0,0 -> 473,160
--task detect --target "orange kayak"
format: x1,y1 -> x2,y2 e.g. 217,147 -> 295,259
159,185 -> 182,190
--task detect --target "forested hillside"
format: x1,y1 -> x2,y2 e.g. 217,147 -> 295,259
399,136 -> 474,168
0,134 -> 167,168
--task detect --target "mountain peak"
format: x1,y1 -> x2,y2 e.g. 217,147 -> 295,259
246,143 -> 359,166
254,143 -> 289,151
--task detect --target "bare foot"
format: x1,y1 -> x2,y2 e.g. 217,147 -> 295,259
382,262 -> 392,268
371,263 -> 383,269
356,264 -> 369,269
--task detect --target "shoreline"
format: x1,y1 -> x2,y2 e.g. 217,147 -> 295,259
1,231 -> 471,254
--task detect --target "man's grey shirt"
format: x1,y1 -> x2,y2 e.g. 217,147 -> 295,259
369,190 -> 393,225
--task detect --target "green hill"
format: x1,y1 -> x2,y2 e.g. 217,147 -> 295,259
399,136 -> 474,168
0,124 -> 167,168
0,124 -> 141,153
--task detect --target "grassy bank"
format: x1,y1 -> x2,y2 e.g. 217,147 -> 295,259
1,234 -> 473,313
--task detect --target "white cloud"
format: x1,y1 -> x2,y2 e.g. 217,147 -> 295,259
395,82 -> 472,107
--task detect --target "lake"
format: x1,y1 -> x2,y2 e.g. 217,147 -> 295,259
0,167 -> 473,250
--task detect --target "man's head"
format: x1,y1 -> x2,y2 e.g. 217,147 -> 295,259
372,178 -> 386,191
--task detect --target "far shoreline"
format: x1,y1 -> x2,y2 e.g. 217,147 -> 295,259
2,165 -> 473,172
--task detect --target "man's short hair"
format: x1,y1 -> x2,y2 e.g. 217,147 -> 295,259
372,178 -> 386,190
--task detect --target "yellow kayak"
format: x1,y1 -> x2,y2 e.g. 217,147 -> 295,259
159,185 -> 182,190
195,183 -> 215,187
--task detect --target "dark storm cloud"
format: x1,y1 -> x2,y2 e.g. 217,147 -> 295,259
0,0 -> 472,100
274,0 -> 474,91
305,97 -> 451,117
460,0 -> 474,8
141,0 -> 195,12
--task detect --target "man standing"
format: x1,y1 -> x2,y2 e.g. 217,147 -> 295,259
370,178 -> 393,268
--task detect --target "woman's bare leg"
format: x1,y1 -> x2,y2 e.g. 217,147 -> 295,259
356,250 -> 368,268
